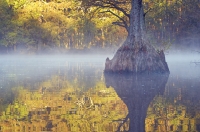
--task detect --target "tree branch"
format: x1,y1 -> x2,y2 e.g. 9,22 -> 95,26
87,7 -> 101,20
100,10 -> 129,32
144,8 -> 152,17
102,1 -> 130,19
87,0 -> 130,19
112,22 -> 126,28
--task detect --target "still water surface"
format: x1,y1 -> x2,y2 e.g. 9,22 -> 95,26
0,54 -> 200,132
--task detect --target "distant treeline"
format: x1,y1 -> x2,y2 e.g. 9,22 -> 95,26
0,0 -> 199,54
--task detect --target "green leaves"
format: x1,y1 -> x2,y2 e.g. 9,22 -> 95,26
0,0 -> 199,53
6,0 -> 27,10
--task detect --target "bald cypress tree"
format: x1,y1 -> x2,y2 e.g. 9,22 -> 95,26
105,0 -> 169,73
82,0 -> 169,73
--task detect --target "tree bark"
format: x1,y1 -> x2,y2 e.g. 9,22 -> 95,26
105,0 -> 169,73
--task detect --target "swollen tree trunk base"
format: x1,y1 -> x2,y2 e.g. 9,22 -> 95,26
105,41 -> 169,73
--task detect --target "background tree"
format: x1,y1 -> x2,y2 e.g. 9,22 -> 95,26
145,0 -> 200,50
0,0 -> 199,54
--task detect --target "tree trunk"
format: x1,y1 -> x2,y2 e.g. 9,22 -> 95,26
105,0 -> 169,73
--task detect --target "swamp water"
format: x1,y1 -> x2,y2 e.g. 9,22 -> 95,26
0,54 -> 200,132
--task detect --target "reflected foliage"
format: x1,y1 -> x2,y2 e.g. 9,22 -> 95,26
145,72 -> 200,132
146,96 -> 197,131
1,59 -> 200,131
0,73 -> 129,131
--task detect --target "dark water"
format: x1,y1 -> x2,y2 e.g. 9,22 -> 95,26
0,54 -> 200,132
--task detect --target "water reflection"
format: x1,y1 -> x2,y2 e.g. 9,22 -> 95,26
0,75 -> 128,131
1,55 -> 200,131
104,73 -> 169,131
145,72 -> 200,132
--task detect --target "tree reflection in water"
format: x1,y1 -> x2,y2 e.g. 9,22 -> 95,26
0,75 -> 129,132
104,73 -> 169,132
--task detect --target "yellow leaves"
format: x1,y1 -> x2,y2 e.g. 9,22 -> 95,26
93,9 -> 122,29
7,32 -> 17,38
6,0 -> 27,10
0,0 -> 129,50
65,18 -> 78,28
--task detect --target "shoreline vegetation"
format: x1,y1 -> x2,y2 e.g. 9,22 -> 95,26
0,0 -> 199,54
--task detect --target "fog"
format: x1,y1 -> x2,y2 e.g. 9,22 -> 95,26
165,51 -> 200,77
0,51 -> 200,75
0,51 -> 200,114
0,51 -> 199,84
0,54 -> 112,90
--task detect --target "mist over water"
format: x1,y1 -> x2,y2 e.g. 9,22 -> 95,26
0,51 -> 200,131
166,51 -> 200,77
0,55 -> 109,89
163,51 -> 200,109
0,51 -> 199,91
0,51 -> 200,85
